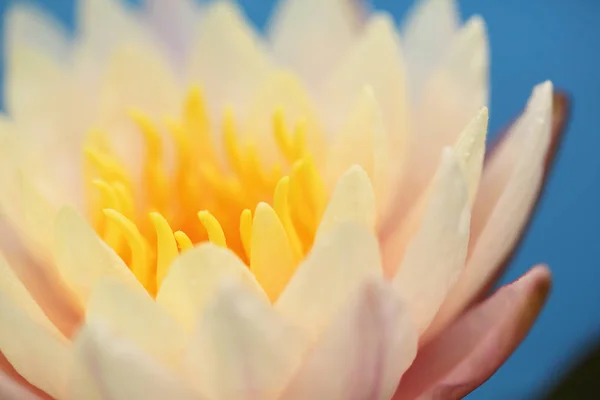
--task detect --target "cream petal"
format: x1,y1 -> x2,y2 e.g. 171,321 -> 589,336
156,244 -> 266,332
187,1 -> 273,120
317,165 -> 376,240
251,202 -> 296,302
68,323 -> 201,400
400,0 -> 460,101
391,149 -> 470,334
244,70 -> 324,165
397,16 -> 488,222
276,223 -> 382,337
281,279 -> 418,400
0,371 -> 43,400
326,87 -> 389,210
184,280 -> 309,400
0,257 -> 70,399
267,0 -> 366,87
429,82 -> 554,338
53,207 -> 140,306
322,13 -> 409,159
86,277 -> 186,368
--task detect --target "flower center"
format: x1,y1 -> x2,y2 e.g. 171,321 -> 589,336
83,87 -> 327,299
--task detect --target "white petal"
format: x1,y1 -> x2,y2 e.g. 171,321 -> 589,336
400,0 -> 460,100
0,257 -> 70,399
276,223 -> 382,337
325,86 -> 389,209
317,165 -> 376,240
184,280 -> 309,400
156,244 -> 266,332
281,279 -> 418,400
187,1 -> 272,119
392,149 -> 470,334
430,81 -> 554,336
398,16 -> 488,219
322,13 -> 409,157
68,323 -> 201,400
0,371 -> 42,400
86,277 -> 186,368
267,0 -> 366,86
53,207 -> 140,306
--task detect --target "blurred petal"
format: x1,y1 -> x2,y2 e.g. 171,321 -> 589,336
187,2 -> 272,118
276,223 -> 382,337
400,0 -> 460,101
395,265 -> 551,400
395,16 -> 488,224
281,279 -> 418,400
0,257 -> 70,399
156,244 -> 266,332
317,165 -> 376,240
391,149 -> 470,334
430,81 -> 554,338
267,0 -> 366,86
54,207 -> 140,306
184,280 -> 309,400
0,370 -> 44,400
86,277 -> 186,367
68,323 -> 201,400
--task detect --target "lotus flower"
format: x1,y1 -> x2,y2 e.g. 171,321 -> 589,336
0,0 -> 569,399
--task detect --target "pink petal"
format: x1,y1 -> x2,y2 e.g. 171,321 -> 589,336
0,353 -> 50,400
394,265 -> 551,400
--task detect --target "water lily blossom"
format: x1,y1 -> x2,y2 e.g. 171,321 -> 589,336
0,0 -> 568,399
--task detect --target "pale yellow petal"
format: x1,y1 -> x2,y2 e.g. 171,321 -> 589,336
53,207 -> 140,306
322,13 -> 409,160
251,202 -> 296,302
281,280 -> 418,400
156,244 -> 266,332
276,223 -> 382,337
326,86 -> 389,208
184,280 -> 309,400
187,1 -> 272,119
392,148 -> 470,334
453,107 -> 488,205
430,81 -> 554,337
400,0 -> 460,100
68,323 -> 201,400
0,257 -> 70,399
267,0 -> 366,86
86,277 -> 186,368
0,370 -> 43,400
317,165 -> 376,240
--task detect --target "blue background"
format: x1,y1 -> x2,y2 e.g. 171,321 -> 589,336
0,0 -> 599,398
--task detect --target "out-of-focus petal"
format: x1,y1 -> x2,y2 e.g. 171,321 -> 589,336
322,13 -> 409,158
0,370 -> 44,400
395,16 -> 488,224
68,323 -> 201,400
325,87 -> 389,209
390,149 -> 470,334
156,244 -> 266,332
86,277 -> 186,367
317,165 -> 376,240
184,280 -> 309,400
429,81 -> 554,339
54,207 -> 140,306
281,279 -> 418,400
267,0 -> 366,87
395,265 -> 551,400
400,0 -> 460,101
0,257 -> 71,399
276,223 -> 382,337
187,2 -> 272,120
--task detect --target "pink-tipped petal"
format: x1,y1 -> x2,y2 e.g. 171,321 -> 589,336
394,265 -> 551,400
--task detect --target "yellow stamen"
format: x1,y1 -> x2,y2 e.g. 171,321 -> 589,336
198,210 -> 227,248
103,209 -> 153,293
174,231 -> 193,252
149,212 -> 178,287
240,209 -> 253,260
273,177 -> 302,260
92,180 -> 123,252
